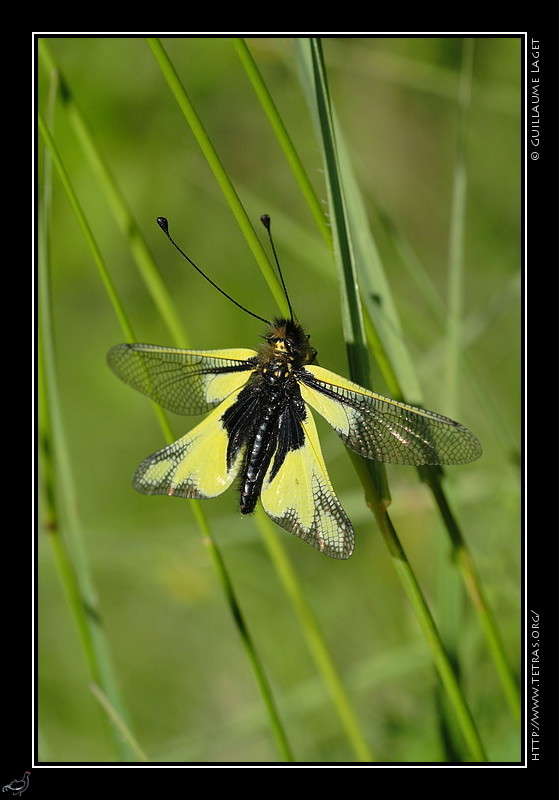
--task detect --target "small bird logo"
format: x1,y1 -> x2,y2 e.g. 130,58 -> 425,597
2,772 -> 30,796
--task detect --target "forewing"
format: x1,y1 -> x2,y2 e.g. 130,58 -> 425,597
133,387 -> 246,498
260,402 -> 354,560
107,344 -> 257,415
299,365 -> 482,466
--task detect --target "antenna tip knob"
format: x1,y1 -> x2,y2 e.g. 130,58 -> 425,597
157,217 -> 169,233
260,214 -> 271,230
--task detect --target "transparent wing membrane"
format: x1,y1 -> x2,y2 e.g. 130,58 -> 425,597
107,344 -> 257,415
300,365 -> 482,467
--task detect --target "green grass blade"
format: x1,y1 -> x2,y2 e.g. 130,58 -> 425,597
257,509 -> 374,762
38,38 -> 189,349
332,133 -> 423,403
294,37 -> 390,506
38,106 -> 173,447
232,37 -> 332,249
39,86 -> 295,764
89,684 -> 150,762
427,476 -> 521,721
147,37 -> 289,319
376,158 -> 521,725
349,453 -> 487,762
441,36 -> 519,726
38,111 -> 138,762
298,36 -> 487,762
436,38 -> 475,757
202,509 -> 295,763
146,36 -> 376,761
445,38 -> 473,419
298,37 -> 519,729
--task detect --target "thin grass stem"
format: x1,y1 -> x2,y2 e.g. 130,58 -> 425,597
257,509 -> 374,762
147,37 -> 290,320
198,505 -> 295,763
293,36 -> 520,731
38,38 -> 189,349
301,36 -> 488,762
39,95 -> 295,763
147,36 -> 378,761
232,37 -> 332,249
426,472 -> 521,721
38,108 -> 138,762
89,684 -> 150,762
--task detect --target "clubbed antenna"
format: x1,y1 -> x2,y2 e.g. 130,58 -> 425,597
260,214 -> 294,323
157,217 -> 271,326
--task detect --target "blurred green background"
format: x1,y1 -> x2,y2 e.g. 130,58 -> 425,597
38,37 -> 521,763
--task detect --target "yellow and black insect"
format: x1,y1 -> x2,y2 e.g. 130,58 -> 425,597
107,216 -> 481,559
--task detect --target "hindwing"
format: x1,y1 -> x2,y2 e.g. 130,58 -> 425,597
133,386 -> 246,498
260,402 -> 354,560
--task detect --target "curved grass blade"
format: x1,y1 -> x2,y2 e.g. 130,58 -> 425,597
38,38 -> 189,350
232,37 -> 332,249
292,37 -> 519,728
39,107 -> 294,763
257,509 -> 374,762
89,684 -> 150,762
297,36 -> 488,762
147,37 -> 290,320
146,36 -> 376,761
38,107 -> 138,762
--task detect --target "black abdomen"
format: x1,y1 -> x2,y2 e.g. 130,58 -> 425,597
239,397 -> 281,515
220,365 -> 305,517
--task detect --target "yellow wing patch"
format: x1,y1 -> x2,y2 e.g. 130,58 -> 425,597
260,406 -> 354,560
133,387 -> 245,498
299,368 -> 352,436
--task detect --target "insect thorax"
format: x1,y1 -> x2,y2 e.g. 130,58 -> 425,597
258,318 -> 316,378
